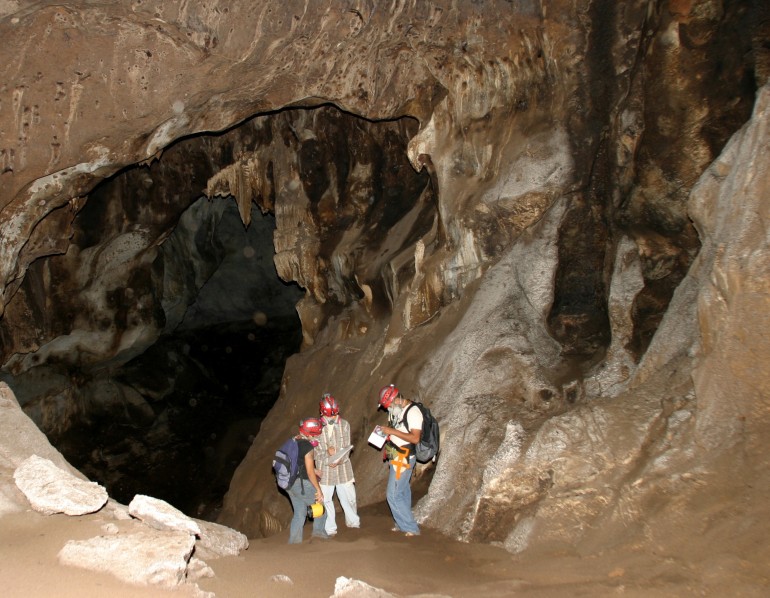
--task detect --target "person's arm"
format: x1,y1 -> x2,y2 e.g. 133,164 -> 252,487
327,420 -> 352,468
381,425 -> 421,445
380,410 -> 421,444
312,441 -> 325,470
305,451 -> 324,502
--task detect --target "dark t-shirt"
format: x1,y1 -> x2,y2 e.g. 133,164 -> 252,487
297,438 -> 314,480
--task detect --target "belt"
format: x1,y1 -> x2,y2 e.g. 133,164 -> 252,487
386,440 -> 415,453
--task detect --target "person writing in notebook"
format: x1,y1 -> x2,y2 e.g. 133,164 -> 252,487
316,393 -> 360,536
376,384 -> 422,537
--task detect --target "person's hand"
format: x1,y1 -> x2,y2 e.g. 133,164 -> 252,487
328,446 -> 336,456
315,489 -> 323,502
330,462 -> 338,468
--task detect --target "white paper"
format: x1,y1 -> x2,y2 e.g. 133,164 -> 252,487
328,444 -> 353,465
368,428 -> 387,449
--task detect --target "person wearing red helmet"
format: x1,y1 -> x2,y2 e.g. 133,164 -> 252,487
287,417 -> 329,543
376,384 -> 423,537
316,393 -> 360,536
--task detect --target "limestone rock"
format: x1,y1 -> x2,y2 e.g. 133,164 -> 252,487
195,518 -> 249,560
0,382 -> 85,515
13,454 -> 107,516
128,494 -> 201,537
102,498 -> 133,521
186,556 -> 215,582
583,235 -> 645,398
331,577 -> 397,598
411,197 -> 566,539
331,577 -> 451,598
57,529 -> 196,589
270,574 -> 293,586
688,85 -> 770,460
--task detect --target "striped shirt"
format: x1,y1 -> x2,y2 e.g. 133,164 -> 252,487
315,416 -> 355,485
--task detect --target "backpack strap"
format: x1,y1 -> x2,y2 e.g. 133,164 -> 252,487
397,403 -> 418,453
294,437 -> 308,494
400,403 -> 416,432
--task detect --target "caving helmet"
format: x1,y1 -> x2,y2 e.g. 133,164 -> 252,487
378,384 -> 399,410
299,417 -> 323,437
320,393 -> 339,417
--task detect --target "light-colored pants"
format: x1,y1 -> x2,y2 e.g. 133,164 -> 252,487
320,481 -> 360,534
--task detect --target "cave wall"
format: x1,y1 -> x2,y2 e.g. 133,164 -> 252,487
1,0 -> 769,558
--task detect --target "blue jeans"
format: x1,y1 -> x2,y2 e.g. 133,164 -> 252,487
386,454 -> 419,534
286,477 -> 328,544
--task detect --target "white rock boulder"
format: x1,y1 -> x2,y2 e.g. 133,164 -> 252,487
13,454 -> 108,515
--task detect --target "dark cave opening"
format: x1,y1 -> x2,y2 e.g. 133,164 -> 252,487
18,197 -> 305,521
70,189 -> 305,519
56,317 -> 302,520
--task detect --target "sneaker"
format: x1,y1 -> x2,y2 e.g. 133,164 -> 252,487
391,527 -> 401,532
404,532 -> 419,537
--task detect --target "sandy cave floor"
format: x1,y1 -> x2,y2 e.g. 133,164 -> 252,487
2,499 -> 769,598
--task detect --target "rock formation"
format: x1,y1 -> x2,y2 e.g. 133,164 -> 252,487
2,382 -> 247,594
1,0 -> 769,579
13,454 -> 108,515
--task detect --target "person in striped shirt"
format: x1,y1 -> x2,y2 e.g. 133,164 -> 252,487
315,393 -> 360,536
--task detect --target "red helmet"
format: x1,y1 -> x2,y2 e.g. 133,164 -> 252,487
378,384 -> 399,409
299,417 -> 323,437
320,393 -> 339,417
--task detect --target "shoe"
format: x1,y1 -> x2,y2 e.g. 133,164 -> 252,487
391,527 -> 401,532
312,533 -> 330,540
327,531 -> 337,536
404,532 -> 419,537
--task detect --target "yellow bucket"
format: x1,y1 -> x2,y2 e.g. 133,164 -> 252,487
307,502 -> 325,519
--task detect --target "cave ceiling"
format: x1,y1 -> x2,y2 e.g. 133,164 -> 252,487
1,0 -> 770,561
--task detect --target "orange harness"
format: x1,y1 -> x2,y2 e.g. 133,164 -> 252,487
389,445 -> 411,480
